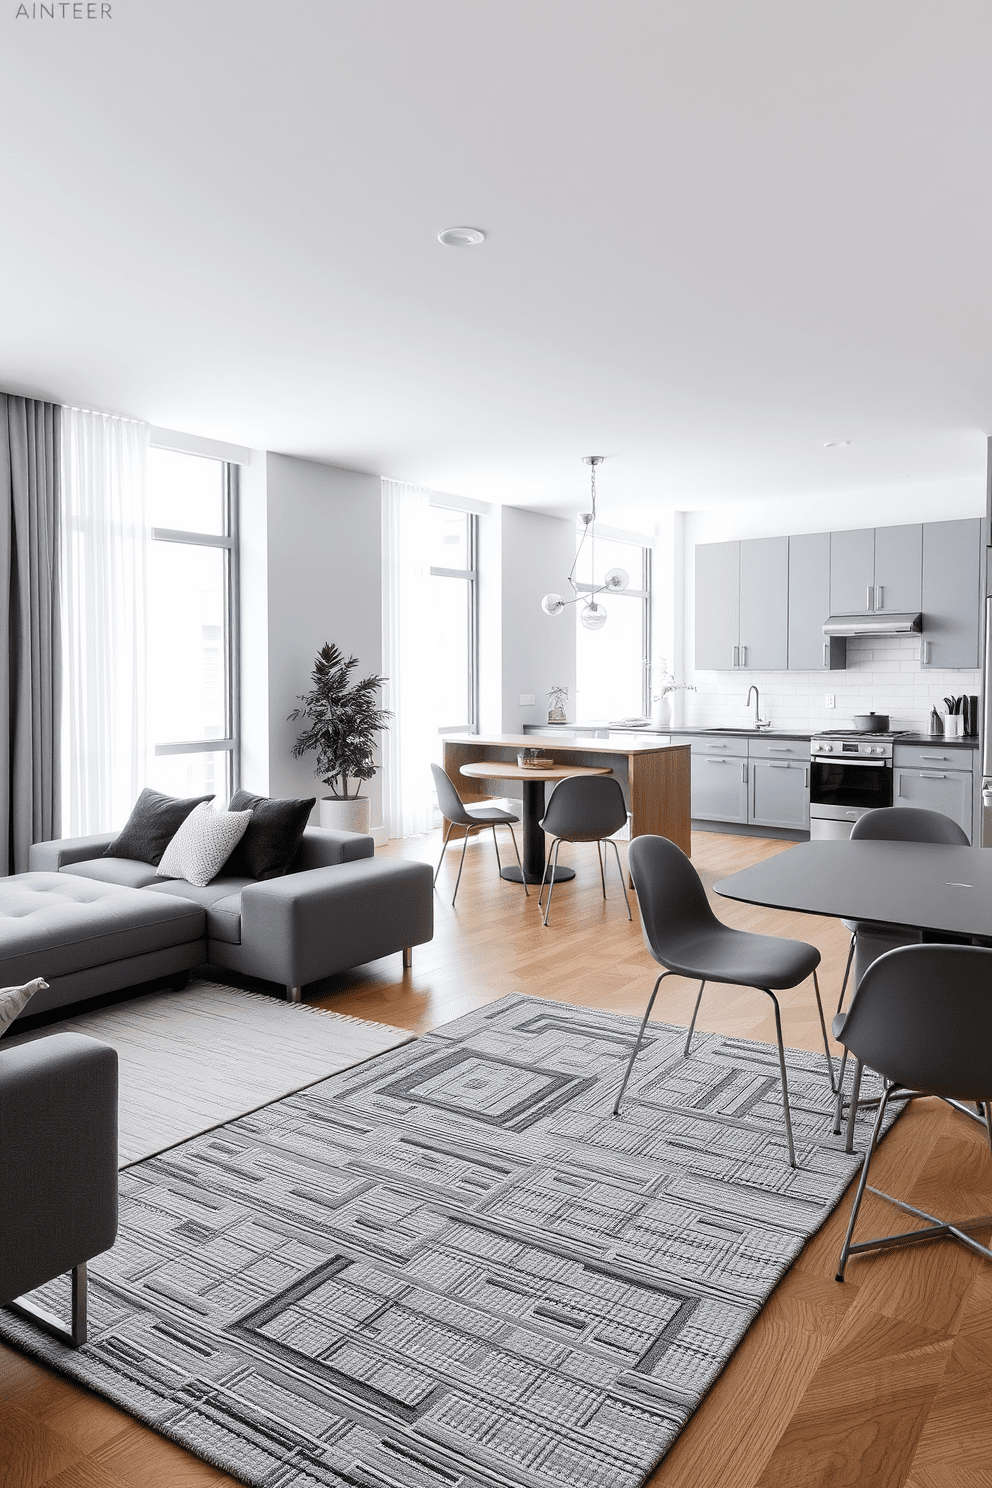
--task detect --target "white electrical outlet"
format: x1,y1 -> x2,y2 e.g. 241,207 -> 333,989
520,693 -> 536,706
825,694 -> 835,709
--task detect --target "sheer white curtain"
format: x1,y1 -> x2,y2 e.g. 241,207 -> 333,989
381,479 -> 437,837
61,408 -> 150,835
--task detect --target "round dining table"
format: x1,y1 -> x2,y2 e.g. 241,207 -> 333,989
459,760 -> 612,885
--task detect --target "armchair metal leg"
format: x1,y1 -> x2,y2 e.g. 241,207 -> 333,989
490,826 -> 503,874
607,838 -> 632,921
837,932 -> 856,1015
505,823 -> 529,896
832,1048 -> 849,1133
766,989 -> 797,1169
452,829 -> 472,906
844,1058 -> 864,1153
541,839 -> 564,926
683,980 -> 707,1058
812,969 -> 837,1092
614,971 -> 675,1117
9,1262 -> 88,1348
433,822 -> 454,886
597,842 -> 607,898
836,1084 -> 891,1280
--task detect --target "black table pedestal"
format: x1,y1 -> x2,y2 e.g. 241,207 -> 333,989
499,777 -> 575,886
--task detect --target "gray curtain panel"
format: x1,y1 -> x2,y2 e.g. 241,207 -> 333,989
1,395 -> 62,875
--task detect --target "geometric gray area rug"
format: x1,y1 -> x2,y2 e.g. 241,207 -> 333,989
4,981 -> 414,1166
0,993 -> 899,1488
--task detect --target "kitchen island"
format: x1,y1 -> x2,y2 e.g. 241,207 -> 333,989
442,733 -> 691,856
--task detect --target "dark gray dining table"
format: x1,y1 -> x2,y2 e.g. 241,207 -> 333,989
714,840 -> 992,983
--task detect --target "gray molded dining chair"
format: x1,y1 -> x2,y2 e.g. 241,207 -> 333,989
835,807 -> 970,1017
834,943 -> 992,1282
615,834 -> 831,1168
431,763 -> 528,906
537,775 -> 632,927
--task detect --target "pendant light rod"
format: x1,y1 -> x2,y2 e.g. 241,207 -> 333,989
540,456 -> 629,622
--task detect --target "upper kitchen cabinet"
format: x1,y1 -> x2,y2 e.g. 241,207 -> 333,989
874,524 -> 922,613
695,537 -> 788,670
829,528 -> 875,614
788,532 -> 846,670
739,537 -> 789,669
829,524 -> 922,615
695,541 -> 740,669
921,518 -> 982,669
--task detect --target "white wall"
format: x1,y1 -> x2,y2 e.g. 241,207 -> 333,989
499,507 -> 577,732
239,453 -> 384,831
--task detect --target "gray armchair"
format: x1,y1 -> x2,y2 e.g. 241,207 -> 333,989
0,1032 -> 118,1346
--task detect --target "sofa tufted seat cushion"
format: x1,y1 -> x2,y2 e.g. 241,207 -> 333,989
144,876 -> 252,944
0,874 -> 206,987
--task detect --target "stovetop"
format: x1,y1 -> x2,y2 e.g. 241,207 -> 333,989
815,729 -> 915,739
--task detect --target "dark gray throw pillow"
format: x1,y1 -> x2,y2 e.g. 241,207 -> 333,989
224,790 -> 316,880
103,787 -> 215,866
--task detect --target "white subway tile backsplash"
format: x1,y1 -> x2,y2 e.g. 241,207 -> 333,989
682,633 -> 979,734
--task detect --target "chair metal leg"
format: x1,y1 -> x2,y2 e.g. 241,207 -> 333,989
538,840 -> 555,909
607,838 -> 632,921
542,839 -> 564,926
766,990 -> 797,1169
683,980 -> 706,1057
505,823 -> 529,896
9,1262 -> 88,1348
837,932 -> 856,1015
452,829 -> 471,906
832,1047 -> 849,1133
836,1084 -> 892,1281
597,841 -> 607,899
844,1058 -> 864,1153
811,968 -> 837,1093
490,826 -> 503,874
614,971 -> 675,1117
433,822 -> 454,886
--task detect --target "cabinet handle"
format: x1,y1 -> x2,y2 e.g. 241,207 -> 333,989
733,645 -> 740,667
742,762 -> 748,784
768,745 -> 792,752
867,585 -> 874,610
741,645 -> 748,667
768,763 -> 790,769
706,758 -> 729,765
920,772 -> 947,779
923,640 -> 931,664
805,766 -> 810,787
875,585 -> 884,610
921,754 -> 949,761
823,641 -> 829,667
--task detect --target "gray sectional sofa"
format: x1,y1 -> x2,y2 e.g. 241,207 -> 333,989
0,826 -> 433,1023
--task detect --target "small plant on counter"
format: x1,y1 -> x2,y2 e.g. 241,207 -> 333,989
547,684 -> 569,723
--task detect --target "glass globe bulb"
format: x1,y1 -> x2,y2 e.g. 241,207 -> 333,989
605,567 -> 629,591
541,592 -> 565,616
581,600 -> 607,631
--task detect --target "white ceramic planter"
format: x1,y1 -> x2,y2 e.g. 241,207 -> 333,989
319,796 -> 371,834
651,695 -> 673,730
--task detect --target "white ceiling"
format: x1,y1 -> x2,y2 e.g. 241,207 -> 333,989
3,1 -> 992,528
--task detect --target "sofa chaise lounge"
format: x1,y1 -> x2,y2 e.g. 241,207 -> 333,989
0,826 -> 433,1023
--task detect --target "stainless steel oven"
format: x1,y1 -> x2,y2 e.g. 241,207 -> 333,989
809,734 -> 896,840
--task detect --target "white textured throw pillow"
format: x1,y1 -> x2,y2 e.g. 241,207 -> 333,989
157,802 -> 251,887
0,977 -> 47,1034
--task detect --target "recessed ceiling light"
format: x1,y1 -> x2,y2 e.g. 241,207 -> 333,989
823,439 -> 851,448
437,226 -> 486,247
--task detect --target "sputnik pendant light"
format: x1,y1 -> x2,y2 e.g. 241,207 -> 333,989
541,456 -> 628,628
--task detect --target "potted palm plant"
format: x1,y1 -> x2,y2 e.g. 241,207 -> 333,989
289,642 -> 391,833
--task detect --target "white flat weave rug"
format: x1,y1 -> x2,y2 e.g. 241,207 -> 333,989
7,981 -> 413,1166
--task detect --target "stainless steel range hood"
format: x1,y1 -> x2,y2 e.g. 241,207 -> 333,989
822,612 -> 923,637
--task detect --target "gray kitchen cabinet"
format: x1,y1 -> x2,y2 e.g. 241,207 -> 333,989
695,542 -> 740,669
873,524 -> 922,613
690,751 -> 748,824
788,532 -> 846,670
750,759 -> 810,831
829,528 -> 875,614
739,536 -> 789,669
921,518 -> 982,669
893,765 -> 973,841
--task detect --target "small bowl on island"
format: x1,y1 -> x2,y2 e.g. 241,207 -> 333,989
518,749 -> 554,768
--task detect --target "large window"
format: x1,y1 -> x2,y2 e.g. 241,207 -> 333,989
575,537 -> 652,721
147,447 -> 238,799
428,504 -> 479,734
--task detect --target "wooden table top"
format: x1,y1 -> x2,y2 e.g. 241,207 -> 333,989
460,761 -> 613,783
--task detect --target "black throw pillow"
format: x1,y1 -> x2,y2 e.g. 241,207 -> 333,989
223,790 -> 316,880
103,788 -> 215,866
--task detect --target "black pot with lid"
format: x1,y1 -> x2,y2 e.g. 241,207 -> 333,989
852,712 -> 890,733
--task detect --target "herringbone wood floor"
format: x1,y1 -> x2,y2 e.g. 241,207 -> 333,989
3,828 -> 991,1488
